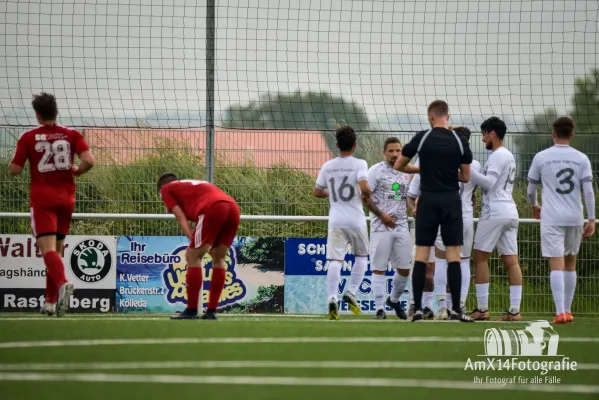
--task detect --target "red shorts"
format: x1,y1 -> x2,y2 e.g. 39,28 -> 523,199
189,201 -> 240,249
30,204 -> 74,239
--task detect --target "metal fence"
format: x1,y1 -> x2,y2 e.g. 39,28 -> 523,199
1,128 -> 598,315
0,212 -> 597,315
1,127 -> 597,234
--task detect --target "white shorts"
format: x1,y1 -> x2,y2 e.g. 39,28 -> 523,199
474,219 -> 519,256
326,227 -> 369,260
541,225 -> 583,258
436,218 -> 475,258
370,230 -> 412,271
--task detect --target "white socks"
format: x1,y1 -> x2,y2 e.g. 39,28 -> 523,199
550,270 -> 565,315
433,258 -> 470,311
423,291 -> 434,310
509,285 -> 522,313
564,271 -> 577,313
327,261 -> 342,301
460,259 -> 471,304
391,272 -> 409,303
372,274 -> 386,311
476,283 -> 489,312
434,258 -> 448,309
347,256 -> 368,295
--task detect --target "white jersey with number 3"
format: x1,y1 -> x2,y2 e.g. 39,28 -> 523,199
316,156 -> 369,229
480,147 -> 518,220
528,145 -> 593,226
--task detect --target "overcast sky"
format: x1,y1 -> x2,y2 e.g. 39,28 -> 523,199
0,0 -> 597,130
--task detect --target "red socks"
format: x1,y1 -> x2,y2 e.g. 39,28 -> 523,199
186,266 -> 203,310
45,273 -> 57,304
43,251 -> 67,292
208,267 -> 226,310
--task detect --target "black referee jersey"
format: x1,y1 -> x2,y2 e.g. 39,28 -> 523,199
402,127 -> 473,246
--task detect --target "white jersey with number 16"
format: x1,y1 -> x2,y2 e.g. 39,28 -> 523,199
528,145 -> 593,226
316,156 -> 369,229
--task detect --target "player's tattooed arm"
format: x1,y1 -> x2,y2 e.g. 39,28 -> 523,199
359,179 -> 373,204
171,205 -> 193,241
407,195 -> 417,217
363,196 -> 396,228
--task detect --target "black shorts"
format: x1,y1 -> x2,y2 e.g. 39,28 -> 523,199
415,191 -> 463,247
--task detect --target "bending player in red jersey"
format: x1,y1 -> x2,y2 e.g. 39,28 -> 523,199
157,173 -> 241,320
8,92 -> 95,317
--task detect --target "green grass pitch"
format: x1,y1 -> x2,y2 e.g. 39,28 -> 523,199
0,314 -> 598,400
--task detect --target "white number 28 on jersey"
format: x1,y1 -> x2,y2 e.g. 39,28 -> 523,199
35,140 -> 72,172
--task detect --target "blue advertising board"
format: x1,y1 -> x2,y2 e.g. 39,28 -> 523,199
117,236 -> 284,313
284,238 -> 410,314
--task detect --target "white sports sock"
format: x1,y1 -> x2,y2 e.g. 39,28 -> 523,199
550,270 -> 565,315
371,274 -> 386,311
437,296 -> 446,309
391,272 -> 409,303
423,291 -> 434,310
446,292 -> 452,311
347,256 -> 368,295
509,285 -> 522,313
326,260 -> 342,302
460,259 -> 471,304
563,271 -> 577,313
476,283 -> 489,312
434,258 -> 448,308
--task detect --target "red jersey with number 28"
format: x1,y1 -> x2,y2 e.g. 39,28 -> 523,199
160,180 -> 236,221
11,125 -> 89,208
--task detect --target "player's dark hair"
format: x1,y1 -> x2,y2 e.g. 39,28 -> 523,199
157,172 -> 178,192
336,125 -> 357,152
383,136 -> 401,150
32,92 -> 58,121
552,117 -> 575,139
480,116 -> 507,140
427,100 -> 449,117
453,126 -> 472,142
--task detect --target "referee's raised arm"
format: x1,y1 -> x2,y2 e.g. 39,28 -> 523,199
393,132 -> 422,174
403,100 -> 474,323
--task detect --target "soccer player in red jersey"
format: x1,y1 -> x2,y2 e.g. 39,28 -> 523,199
157,173 -> 241,320
8,92 -> 95,317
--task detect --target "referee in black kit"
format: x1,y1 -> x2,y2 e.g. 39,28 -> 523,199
394,100 -> 474,322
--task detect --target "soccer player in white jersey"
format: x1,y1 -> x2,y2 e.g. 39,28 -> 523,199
313,125 -> 371,320
527,117 -> 595,324
469,117 -> 523,321
433,127 -> 481,319
365,137 -> 411,320
407,168 -> 437,320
